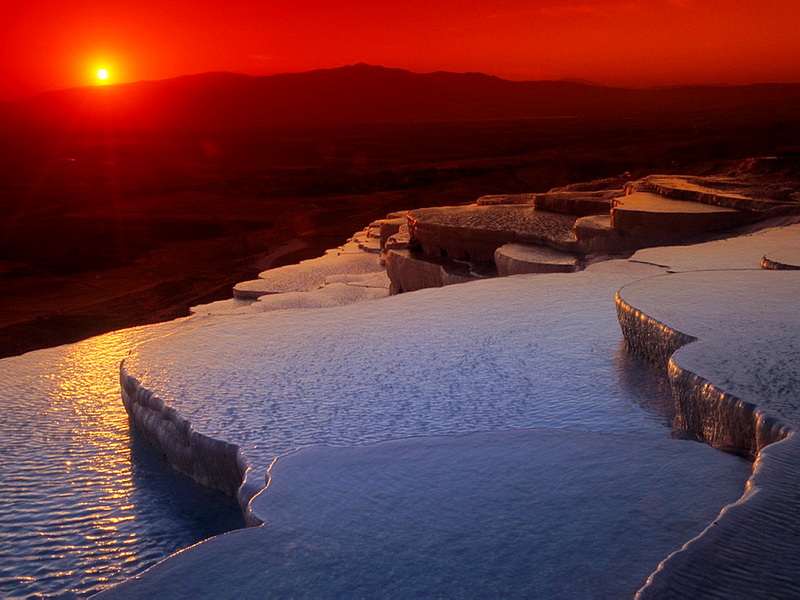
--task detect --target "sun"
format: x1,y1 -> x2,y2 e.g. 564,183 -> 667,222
97,68 -> 109,81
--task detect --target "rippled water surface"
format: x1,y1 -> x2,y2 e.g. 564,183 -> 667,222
0,262 -> 754,598
252,430 -> 751,599
0,325 -> 244,599
128,265 -> 681,476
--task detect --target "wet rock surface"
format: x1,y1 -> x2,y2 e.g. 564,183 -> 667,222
615,248 -> 800,597
99,430 -> 749,600
762,248 -> 800,270
106,161 -> 800,598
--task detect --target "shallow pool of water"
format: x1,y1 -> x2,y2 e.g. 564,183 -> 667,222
0,263 -> 754,598
0,326 -> 244,599
127,265 -> 681,477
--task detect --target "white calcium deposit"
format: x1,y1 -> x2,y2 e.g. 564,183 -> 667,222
101,221 -> 800,598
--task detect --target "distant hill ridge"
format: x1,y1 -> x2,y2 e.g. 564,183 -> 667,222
9,63 -> 800,131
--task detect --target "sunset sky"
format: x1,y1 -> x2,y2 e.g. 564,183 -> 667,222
2,0 -> 799,100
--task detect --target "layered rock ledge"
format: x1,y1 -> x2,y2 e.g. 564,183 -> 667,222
407,204 -> 579,261
385,164 -> 799,296
616,268 -> 800,597
762,248 -> 800,270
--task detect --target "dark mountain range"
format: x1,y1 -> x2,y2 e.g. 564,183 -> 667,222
5,63 -> 800,132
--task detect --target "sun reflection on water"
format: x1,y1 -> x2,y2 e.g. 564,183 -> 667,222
0,322 -> 243,598
54,330 -> 140,535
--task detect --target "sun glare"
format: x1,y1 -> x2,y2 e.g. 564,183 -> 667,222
97,68 -> 109,81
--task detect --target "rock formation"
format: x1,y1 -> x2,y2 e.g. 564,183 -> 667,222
382,163 -> 800,294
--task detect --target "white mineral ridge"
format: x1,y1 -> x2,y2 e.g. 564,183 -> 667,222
617,225 -> 800,598
494,242 -> 581,276
123,259 -> 672,485
194,276 -> 389,317
248,282 -> 388,312
234,246 -> 383,296
763,247 -> 800,269
97,429 -> 749,599
104,220 -> 800,598
630,220 -> 800,272
322,271 -> 391,288
196,245 -> 390,315
190,297 -> 255,316
615,191 -> 741,214
618,269 -> 800,427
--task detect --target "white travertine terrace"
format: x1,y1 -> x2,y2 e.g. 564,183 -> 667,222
107,173 -> 800,596
630,217 -> 800,272
384,248 -> 485,293
762,248 -> 800,270
407,203 -> 580,261
615,240 -> 800,597
97,430 -> 748,599
387,174 -> 797,295
494,242 -> 581,276
611,191 -> 745,240
232,239 -> 384,299
633,174 -> 797,213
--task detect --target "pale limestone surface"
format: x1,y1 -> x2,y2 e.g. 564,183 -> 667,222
618,270 -> 800,429
615,192 -> 743,215
191,282 -> 389,317
611,192 -> 745,240
124,258 -> 671,494
232,247 -> 382,298
635,175 -> 794,212
193,280 -> 389,317
198,234 -> 390,314
639,434 -> 800,598
322,271 -> 391,288
615,261 -> 800,597
190,296 -> 255,316
642,176 -> 754,201
247,283 -> 389,312
112,214 -> 800,597
494,243 -> 581,276
762,248 -> 800,270
630,221 -> 800,272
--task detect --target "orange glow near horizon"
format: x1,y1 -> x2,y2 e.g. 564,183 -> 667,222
2,0 -> 800,100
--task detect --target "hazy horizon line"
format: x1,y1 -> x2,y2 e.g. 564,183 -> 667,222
6,62 -> 800,103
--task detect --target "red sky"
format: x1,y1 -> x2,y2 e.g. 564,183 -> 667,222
2,0 -> 799,100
